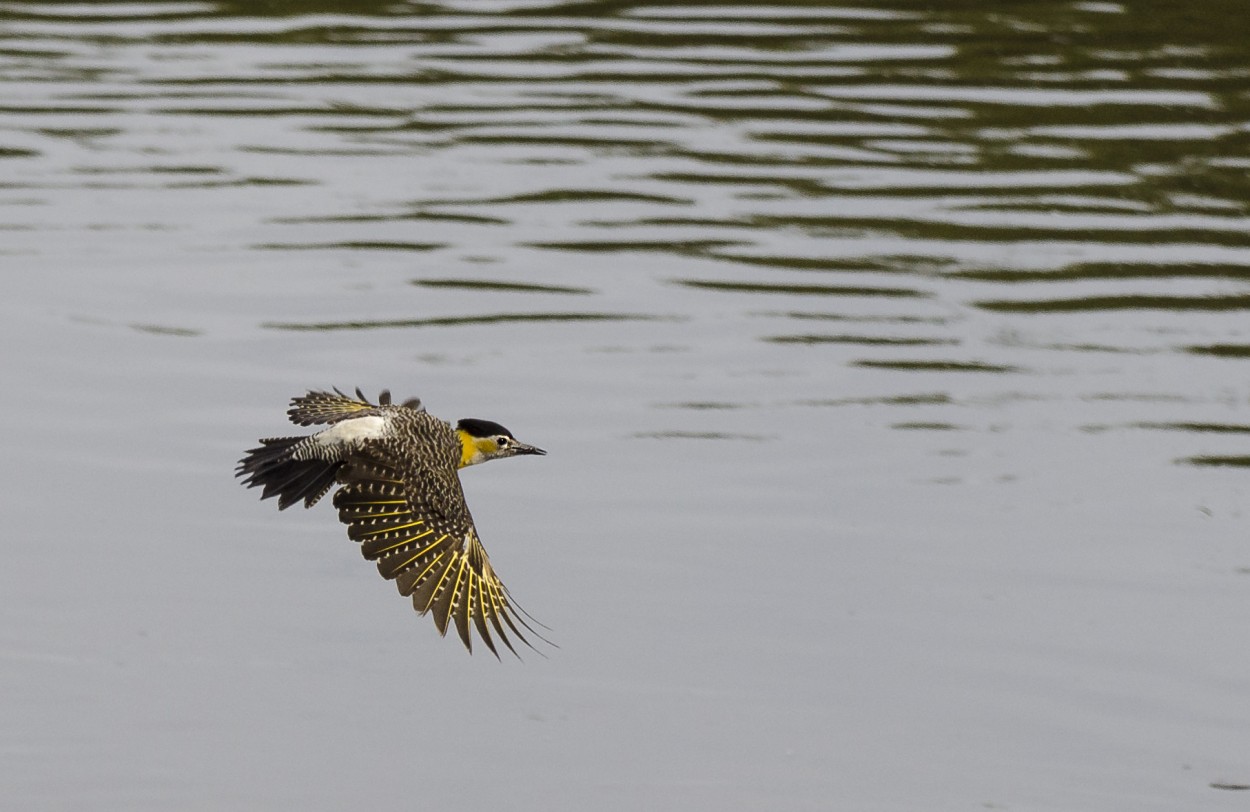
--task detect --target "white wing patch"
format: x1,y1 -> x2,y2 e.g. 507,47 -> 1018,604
313,415 -> 387,449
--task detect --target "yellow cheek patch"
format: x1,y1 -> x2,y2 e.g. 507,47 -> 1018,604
457,430 -> 497,468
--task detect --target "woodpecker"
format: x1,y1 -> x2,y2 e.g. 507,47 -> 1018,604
237,388 -> 547,657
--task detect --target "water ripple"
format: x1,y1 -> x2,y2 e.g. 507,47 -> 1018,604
2,0 -> 1248,471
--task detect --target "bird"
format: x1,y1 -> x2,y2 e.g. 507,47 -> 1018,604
236,387 -> 548,657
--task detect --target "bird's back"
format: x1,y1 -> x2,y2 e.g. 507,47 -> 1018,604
355,406 -> 475,532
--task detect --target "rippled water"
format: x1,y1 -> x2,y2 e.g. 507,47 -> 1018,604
3,2 -> 1250,810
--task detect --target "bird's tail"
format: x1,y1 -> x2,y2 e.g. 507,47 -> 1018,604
236,436 -> 342,510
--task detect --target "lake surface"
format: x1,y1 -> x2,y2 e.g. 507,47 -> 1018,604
3,2 -> 1249,809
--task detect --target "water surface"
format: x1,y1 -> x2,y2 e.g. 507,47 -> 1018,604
3,2 -> 1250,810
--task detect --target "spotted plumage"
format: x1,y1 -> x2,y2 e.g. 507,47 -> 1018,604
236,388 -> 548,658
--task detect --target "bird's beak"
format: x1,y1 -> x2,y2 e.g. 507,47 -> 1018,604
512,441 -> 546,456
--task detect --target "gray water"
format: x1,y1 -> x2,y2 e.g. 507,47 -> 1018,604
3,2 -> 1249,809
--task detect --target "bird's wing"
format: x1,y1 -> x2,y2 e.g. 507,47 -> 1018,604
331,441 -> 542,657
287,387 -> 423,427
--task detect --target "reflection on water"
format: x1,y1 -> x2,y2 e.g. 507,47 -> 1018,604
4,1 -> 1250,809
264,312 -> 655,330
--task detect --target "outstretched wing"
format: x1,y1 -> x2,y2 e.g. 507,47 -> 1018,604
287,387 -> 423,427
331,445 -> 543,657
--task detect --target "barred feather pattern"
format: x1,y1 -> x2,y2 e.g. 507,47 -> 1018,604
236,435 -> 342,509
333,413 -> 544,657
240,389 -> 544,657
287,387 -> 423,427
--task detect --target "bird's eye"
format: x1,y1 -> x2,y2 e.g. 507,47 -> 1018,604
496,436 -> 509,447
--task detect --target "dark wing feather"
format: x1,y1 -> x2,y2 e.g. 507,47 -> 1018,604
287,388 -> 424,427
331,421 -> 543,657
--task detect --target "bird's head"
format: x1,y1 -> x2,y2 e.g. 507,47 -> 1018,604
455,418 -> 546,468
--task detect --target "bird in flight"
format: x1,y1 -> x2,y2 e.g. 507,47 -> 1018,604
237,388 -> 548,657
